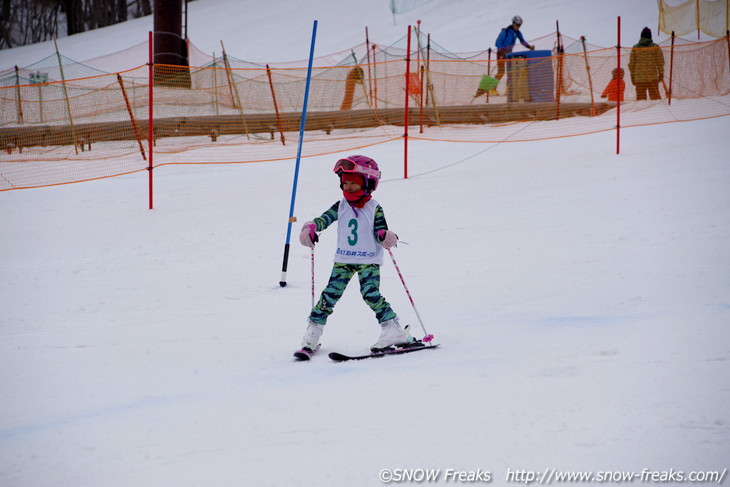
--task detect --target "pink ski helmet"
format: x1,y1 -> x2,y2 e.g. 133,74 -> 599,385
333,155 -> 381,193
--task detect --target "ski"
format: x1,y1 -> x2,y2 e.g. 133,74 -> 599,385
293,345 -> 320,361
329,343 -> 439,362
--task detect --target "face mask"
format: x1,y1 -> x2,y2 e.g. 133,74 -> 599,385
343,188 -> 365,201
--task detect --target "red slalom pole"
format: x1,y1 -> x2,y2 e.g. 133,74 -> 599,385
148,30 -> 154,209
616,16 -> 621,155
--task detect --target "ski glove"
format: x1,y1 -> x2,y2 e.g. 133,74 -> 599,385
377,229 -> 398,249
528,45 -> 535,50
299,221 -> 319,248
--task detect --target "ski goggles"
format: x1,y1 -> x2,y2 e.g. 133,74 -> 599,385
332,158 -> 381,179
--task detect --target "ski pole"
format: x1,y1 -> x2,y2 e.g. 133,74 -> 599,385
311,247 -> 316,308
387,248 -> 433,343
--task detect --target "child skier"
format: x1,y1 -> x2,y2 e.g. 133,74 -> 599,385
297,155 -> 411,355
601,67 -> 626,102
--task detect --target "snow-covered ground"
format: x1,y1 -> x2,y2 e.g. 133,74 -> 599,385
1,1 -> 729,486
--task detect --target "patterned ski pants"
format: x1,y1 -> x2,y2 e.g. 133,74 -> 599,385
308,263 -> 397,325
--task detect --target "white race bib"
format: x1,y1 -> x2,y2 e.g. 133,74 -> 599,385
334,198 -> 383,265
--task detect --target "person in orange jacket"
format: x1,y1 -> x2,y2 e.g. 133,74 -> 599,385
601,67 -> 626,102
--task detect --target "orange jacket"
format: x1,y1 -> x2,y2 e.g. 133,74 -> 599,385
601,78 -> 625,102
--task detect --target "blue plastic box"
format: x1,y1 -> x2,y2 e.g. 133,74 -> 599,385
506,49 -> 554,102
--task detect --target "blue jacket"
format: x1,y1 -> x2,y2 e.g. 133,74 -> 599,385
495,26 -> 529,53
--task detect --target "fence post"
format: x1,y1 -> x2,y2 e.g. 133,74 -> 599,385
556,20 -> 565,120
425,33 -> 440,126
212,52 -> 219,116
668,31 -> 675,105
266,64 -> 286,145
696,0 -> 700,39
580,36 -> 595,116
14,66 -> 24,124
616,17 -> 621,155
403,25 -> 411,179
366,26 -> 373,104
372,44 -> 378,109
726,30 -> 730,77
54,36 -> 78,154
221,41 -> 250,140
148,31 -> 154,209
117,74 -> 146,161
486,48 -> 492,103
38,82 -> 44,123
416,20 -> 424,134
220,44 -> 237,108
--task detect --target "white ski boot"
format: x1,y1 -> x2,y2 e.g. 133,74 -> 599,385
300,321 -> 324,352
371,318 -> 410,352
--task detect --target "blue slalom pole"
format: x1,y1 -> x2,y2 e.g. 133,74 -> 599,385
280,20 -> 318,287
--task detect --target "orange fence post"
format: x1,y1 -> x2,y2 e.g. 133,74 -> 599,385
266,64 -> 286,145
117,74 -> 146,161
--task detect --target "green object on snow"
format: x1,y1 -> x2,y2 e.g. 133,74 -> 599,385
478,75 -> 499,91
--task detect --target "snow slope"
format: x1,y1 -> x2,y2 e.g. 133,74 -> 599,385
1,1 -> 729,486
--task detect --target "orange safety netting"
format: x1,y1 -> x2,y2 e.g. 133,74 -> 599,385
1,36 -> 729,191
658,0 -> 730,38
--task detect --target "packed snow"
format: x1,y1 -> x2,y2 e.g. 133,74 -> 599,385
1,1 -> 729,486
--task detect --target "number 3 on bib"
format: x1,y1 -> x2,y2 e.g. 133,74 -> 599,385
347,218 -> 358,246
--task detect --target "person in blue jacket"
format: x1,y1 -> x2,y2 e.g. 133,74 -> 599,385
494,15 -> 535,89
